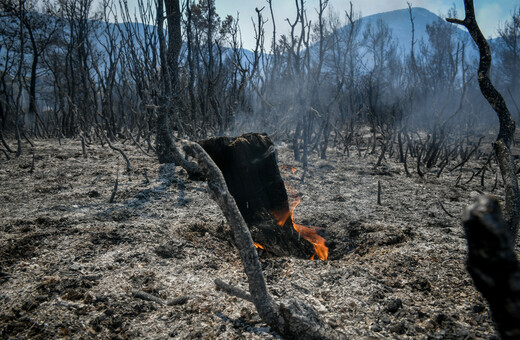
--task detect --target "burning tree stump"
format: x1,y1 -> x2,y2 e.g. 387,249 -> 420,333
199,133 -> 316,258
183,140 -> 344,339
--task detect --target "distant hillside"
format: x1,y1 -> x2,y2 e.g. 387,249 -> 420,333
359,8 -> 471,56
308,7 -> 495,68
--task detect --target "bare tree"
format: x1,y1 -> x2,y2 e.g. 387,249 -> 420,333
447,0 -> 520,238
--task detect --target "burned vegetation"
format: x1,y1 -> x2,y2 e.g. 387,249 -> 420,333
0,135 -> 512,339
2,0 -> 520,338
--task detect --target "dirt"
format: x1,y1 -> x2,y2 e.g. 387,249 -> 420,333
0,137 -> 515,339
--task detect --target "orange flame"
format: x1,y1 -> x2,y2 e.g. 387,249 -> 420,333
272,194 -> 328,261
280,165 -> 298,175
254,242 -> 265,250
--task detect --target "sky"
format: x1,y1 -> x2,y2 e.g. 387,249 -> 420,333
215,0 -> 519,50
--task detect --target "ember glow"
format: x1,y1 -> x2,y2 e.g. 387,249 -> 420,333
272,195 -> 329,261
280,165 -> 297,174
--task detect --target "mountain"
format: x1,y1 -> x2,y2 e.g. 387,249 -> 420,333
360,7 -> 470,56
310,7 -> 483,67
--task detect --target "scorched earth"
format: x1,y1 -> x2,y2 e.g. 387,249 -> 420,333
0,138 -> 507,339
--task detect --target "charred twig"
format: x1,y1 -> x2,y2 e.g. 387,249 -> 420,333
492,174 -> 498,192
22,130 -> 34,147
109,166 -> 119,203
417,146 -> 424,177
102,132 -> 131,172
465,170 -> 477,185
374,141 -> 387,168
132,289 -> 190,306
455,171 -> 463,186
438,200 -> 454,218
215,278 -> 254,303
143,169 -> 150,185
377,180 -> 382,205
467,153 -> 493,185
436,159 -> 448,178
449,136 -> 483,172
462,196 -> 520,339
81,135 -> 88,159
166,295 -> 190,306
132,289 -> 164,304
29,152 -> 35,175
398,131 -> 405,163
128,130 -> 154,157
403,145 -> 411,177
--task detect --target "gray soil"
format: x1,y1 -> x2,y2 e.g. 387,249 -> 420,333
1,137 -> 514,339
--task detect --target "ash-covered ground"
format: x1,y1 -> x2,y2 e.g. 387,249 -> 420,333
1,137 -> 514,339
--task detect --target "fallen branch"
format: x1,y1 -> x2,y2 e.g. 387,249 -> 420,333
438,200 -> 454,218
463,196 -> 520,339
132,289 -> 164,305
214,278 -> 253,303
132,289 -> 189,306
183,141 -> 278,325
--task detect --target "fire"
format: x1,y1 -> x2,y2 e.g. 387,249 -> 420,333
280,165 -> 298,175
272,194 -> 328,261
254,242 -> 265,250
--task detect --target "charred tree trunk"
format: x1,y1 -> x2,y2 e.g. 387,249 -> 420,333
156,0 -> 175,164
447,1 -> 520,238
198,133 -> 314,258
154,0 -> 202,178
463,196 -> 520,340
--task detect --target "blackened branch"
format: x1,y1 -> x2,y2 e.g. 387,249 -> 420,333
463,196 -> 520,340
182,141 -> 280,329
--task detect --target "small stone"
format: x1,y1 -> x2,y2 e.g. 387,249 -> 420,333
370,324 -> 382,332
435,313 -> 448,324
472,304 -> 485,313
415,325 -> 426,334
386,298 -> 403,313
88,190 -> 101,198
69,262 -> 81,271
155,244 -> 175,259
388,321 -> 406,334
